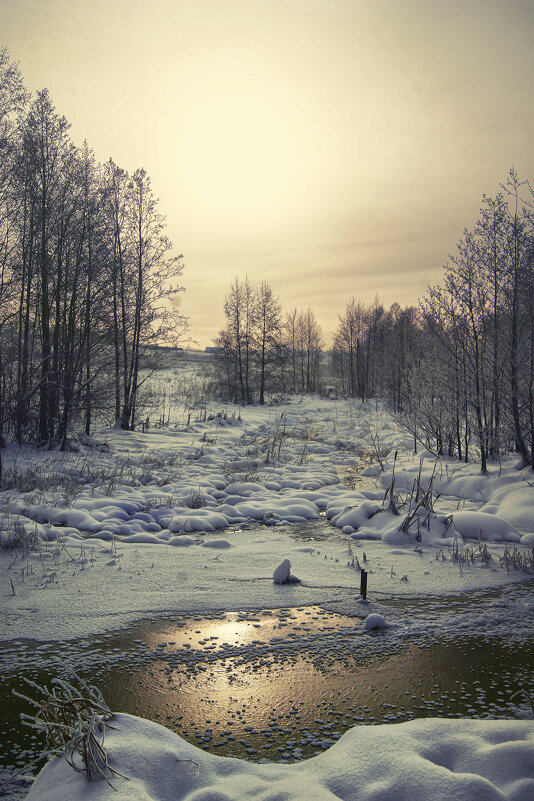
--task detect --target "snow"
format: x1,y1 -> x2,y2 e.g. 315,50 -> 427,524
451,511 -> 521,543
24,714 -> 534,801
329,499 -> 382,530
273,558 -> 300,584
364,613 -> 388,630
1,390 -> 533,800
2,399 -> 533,554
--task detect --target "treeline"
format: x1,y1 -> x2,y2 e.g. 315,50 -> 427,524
0,49 -> 185,450
215,276 -> 323,404
3,51 -> 533,473
215,274 -> 419,408
332,170 -> 534,470
418,171 -> 534,470
332,298 -> 420,411
218,170 -> 534,472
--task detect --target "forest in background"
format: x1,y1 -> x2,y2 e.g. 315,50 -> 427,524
2,48 -> 534,474
212,172 -> 534,473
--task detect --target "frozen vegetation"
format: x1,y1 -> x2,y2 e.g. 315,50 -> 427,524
1,379 -> 533,800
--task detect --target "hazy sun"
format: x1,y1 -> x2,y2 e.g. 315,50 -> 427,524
178,95 -> 293,221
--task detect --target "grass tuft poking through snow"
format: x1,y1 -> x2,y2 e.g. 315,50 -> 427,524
7,671 -> 124,791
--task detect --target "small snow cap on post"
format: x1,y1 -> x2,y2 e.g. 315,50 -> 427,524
273,558 -> 301,585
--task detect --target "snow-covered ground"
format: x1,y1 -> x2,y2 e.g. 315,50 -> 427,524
25,714 -> 534,801
1,390 -> 533,800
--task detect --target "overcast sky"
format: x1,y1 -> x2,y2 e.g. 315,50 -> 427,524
2,0 -> 533,347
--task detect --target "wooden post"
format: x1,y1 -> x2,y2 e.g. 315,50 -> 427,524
360,569 -> 368,600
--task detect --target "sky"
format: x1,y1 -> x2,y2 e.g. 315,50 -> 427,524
1,0 -> 533,348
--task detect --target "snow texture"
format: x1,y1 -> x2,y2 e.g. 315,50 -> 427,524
1,395 -> 533,644
273,558 -> 300,584
25,714 -> 534,801
2,391 -> 534,800
364,613 -> 388,629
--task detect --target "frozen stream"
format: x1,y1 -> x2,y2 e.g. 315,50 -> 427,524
2,587 -> 533,799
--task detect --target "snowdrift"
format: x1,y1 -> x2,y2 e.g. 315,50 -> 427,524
26,714 -> 534,801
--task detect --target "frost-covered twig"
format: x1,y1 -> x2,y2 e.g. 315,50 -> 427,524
10,669 -> 127,790
511,688 -> 534,715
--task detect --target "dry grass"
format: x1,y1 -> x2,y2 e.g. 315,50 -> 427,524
10,671 -> 126,789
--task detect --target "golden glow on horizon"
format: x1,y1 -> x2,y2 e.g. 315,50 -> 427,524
1,0 -> 533,346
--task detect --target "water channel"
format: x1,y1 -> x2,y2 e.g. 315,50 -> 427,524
1,588 -> 533,800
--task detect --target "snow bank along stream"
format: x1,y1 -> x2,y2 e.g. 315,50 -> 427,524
1,393 -> 534,799
2,588 -> 533,798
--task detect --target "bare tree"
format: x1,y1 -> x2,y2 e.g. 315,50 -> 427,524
0,59 -> 187,448
107,166 -> 185,430
255,281 -> 281,404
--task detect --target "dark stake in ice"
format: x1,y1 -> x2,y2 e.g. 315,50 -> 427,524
360,569 -> 368,600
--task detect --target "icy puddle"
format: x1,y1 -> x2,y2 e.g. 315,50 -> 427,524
131,606 -> 353,651
1,605 -> 533,797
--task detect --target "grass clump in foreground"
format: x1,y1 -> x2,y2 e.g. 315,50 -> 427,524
2,670 -> 126,792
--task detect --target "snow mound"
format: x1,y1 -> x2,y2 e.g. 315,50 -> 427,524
452,511 -> 521,542
122,533 -> 167,544
330,500 -> 382,530
25,714 -> 534,801
235,498 -> 319,523
364,613 -> 388,630
168,536 -> 196,546
273,558 -> 301,584
201,538 -> 232,549
224,481 -> 265,496
485,483 -> 534,536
